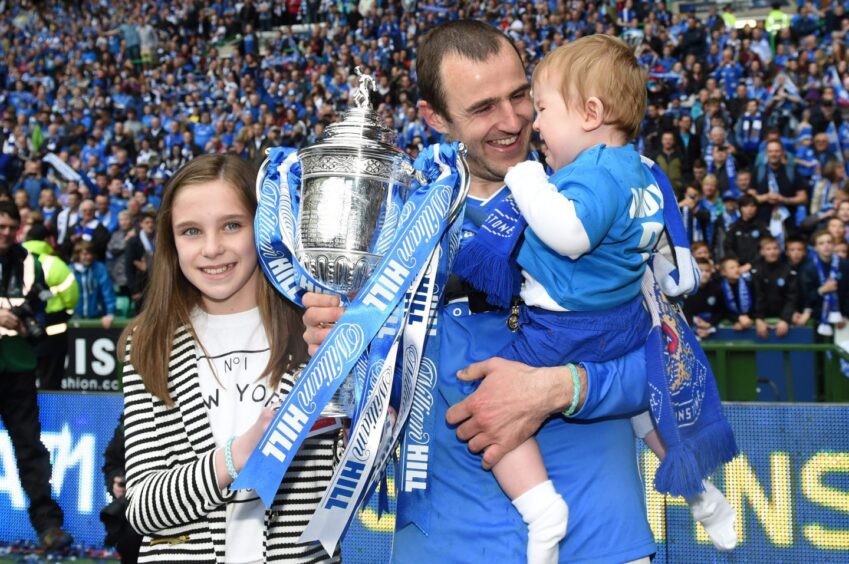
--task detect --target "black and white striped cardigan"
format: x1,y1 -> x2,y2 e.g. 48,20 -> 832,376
123,326 -> 343,563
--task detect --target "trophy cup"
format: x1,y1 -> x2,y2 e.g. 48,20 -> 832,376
257,68 -> 445,418
295,68 -> 418,295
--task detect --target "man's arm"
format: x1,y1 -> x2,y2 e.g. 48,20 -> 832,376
446,344 -> 649,469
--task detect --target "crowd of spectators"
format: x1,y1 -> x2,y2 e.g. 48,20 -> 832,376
3,0 -> 849,340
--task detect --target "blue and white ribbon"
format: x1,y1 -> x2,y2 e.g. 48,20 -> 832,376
254,147 -> 339,306
299,145 -> 465,553
237,151 -> 458,506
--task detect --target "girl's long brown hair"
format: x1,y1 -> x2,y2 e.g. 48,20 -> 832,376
119,154 -> 307,405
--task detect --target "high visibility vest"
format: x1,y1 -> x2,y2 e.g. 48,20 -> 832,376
766,10 -> 790,34
21,240 -> 79,336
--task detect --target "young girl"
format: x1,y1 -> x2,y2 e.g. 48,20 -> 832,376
119,154 -> 342,562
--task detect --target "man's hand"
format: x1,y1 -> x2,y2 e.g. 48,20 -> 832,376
445,357 -> 584,470
0,309 -> 23,332
302,292 -> 345,355
821,279 -> 838,294
776,320 -> 790,337
793,311 -> 811,326
755,319 -> 769,339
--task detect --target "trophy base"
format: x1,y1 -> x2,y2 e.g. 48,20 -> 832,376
298,248 -> 380,294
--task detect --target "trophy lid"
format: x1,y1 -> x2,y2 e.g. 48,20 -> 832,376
300,68 -> 406,158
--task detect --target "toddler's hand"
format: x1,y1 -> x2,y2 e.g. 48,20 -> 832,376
504,160 -> 549,193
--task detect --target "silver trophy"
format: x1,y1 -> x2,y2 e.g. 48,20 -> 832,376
296,68 -> 418,294
258,68 -> 467,418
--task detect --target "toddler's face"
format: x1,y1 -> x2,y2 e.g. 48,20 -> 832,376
531,74 -> 583,170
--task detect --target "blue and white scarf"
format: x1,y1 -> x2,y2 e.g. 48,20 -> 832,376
721,275 -> 752,315
681,204 -> 703,244
766,168 -> 790,248
740,113 -> 763,152
815,253 -> 843,336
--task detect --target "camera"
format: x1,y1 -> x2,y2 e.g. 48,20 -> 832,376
10,302 -> 44,339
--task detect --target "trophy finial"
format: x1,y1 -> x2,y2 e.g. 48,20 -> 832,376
353,67 -> 376,109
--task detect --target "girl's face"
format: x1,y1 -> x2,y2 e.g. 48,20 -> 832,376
171,179 -> 259,315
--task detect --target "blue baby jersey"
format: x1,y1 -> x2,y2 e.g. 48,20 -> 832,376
518,144 -> 664,311
392,189 -> 656,563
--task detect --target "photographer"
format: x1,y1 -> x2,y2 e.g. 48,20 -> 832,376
0,200 -> 71,552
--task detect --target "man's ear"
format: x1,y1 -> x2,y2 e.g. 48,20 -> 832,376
583,96 -> 605,132
418,100 -> 449,135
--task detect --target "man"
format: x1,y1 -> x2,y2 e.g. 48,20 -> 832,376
22,224 -> 78,390
653,130 -> 685,197
304,21 -> 655,563
0,201 -> 72,551
95,193 -> 119,234
750,140 -> 808,237
125,211 -> 155,310
64,199 -> 110,261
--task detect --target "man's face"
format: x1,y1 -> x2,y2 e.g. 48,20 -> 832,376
420,41 -> 532,187
713,145 -> 728,166
814,134 -> 830,152
95,196 -> 109,214
766,142 -> 783,167
786,242 -> 806,265
661,133 -> 675,151
0,212 -> 18,254
740,202 -> 757,221
80,201 -> 95,222
736,172 -> 752,191
140,216 -> 155,236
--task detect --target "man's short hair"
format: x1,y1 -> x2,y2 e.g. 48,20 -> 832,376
417,20 -> 519,119
738,194 -> 757,207
811,228 -> 834,245
759,235 -> 778,249
785,235 -> 806,248
533,34 -> 646,140
0,200 -> 20,223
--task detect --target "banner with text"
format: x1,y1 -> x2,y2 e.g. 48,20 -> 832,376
1,398 -> 848,563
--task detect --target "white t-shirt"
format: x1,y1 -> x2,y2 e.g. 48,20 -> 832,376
193,306 -> 279,564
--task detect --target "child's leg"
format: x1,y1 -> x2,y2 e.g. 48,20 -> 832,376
493,438 -> 568,564
685,480 -> 738,551
630,411 -> 737,551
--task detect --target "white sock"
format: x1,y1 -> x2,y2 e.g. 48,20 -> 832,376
686,480 -> 737,551
512,480 -> 569,564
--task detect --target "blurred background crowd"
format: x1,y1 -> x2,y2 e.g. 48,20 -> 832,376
3,0 -> 849,349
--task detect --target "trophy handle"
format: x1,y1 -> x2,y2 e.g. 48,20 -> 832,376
448,143 -> 471,224
255,154 -> 271,201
